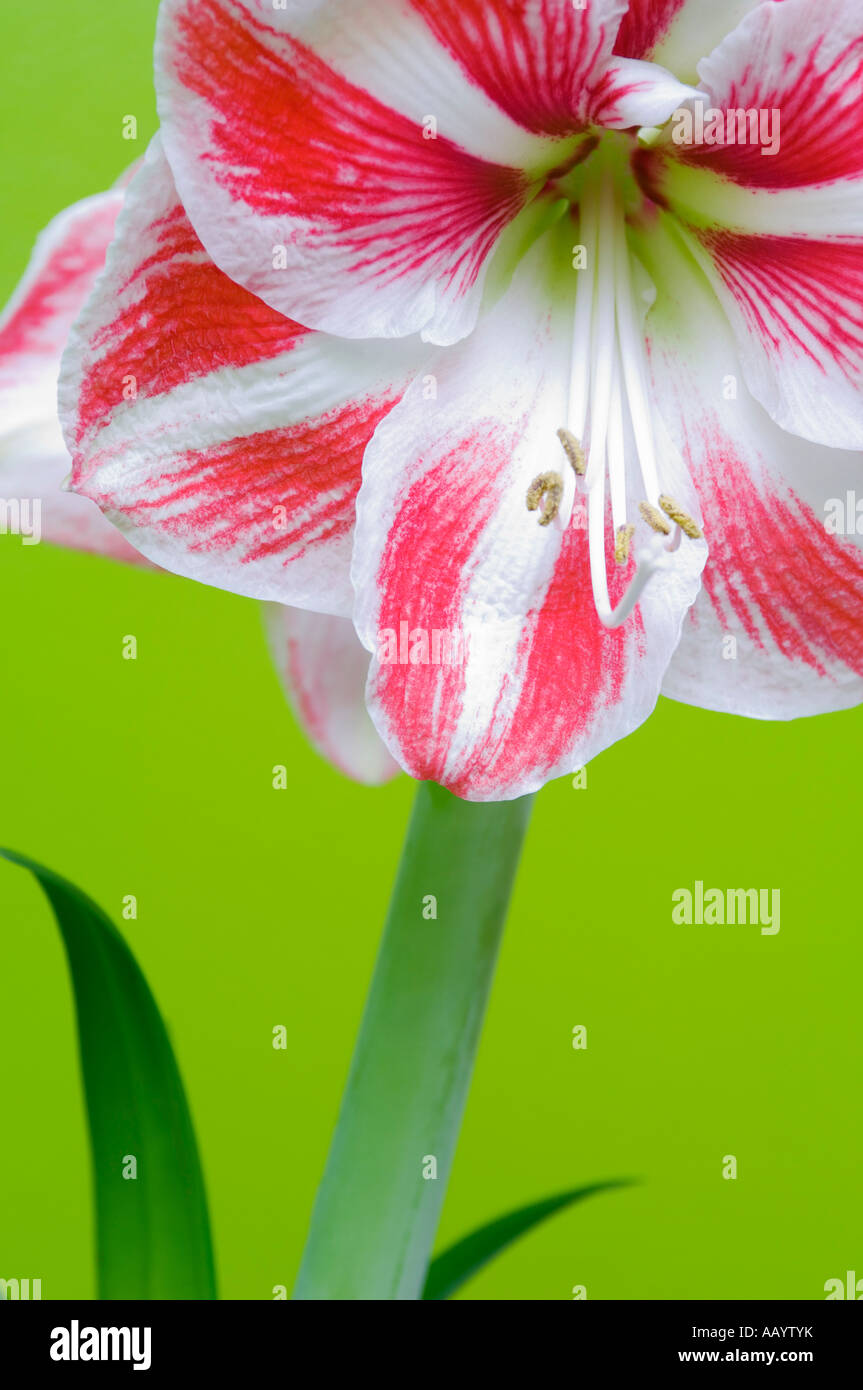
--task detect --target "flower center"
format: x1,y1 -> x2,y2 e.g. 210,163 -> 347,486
530,137 -> 701,629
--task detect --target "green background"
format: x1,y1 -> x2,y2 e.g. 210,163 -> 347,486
1,1 -> 860,1301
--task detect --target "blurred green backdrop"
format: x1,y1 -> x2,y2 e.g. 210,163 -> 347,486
1,0 -> 860,1302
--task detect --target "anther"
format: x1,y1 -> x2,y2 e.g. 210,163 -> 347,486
527,471 -> 564,526
659,493 -> 702,539
639,500 -> 671,535
556,427 -> 586,476
614,523 -> 635,565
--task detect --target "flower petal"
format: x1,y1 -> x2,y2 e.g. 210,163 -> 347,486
681,0 -> 863,190
615,0 -> 765,83
155,0 -> 549,346
640,0 -> 863,448
634,212 -> 863,717
684,228 -> 863,450
591,56 -> 699,130
264,604 -> 399,784
0,188 -> 144,561
60,137 -> 427,615
407,1 -> 692,133
352,227 -> 705,800
156,0 -> 692,346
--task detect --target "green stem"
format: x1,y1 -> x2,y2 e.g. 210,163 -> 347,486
293,781 -> 534,1300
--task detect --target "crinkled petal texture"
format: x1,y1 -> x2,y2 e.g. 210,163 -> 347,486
264,604 -> 399,785
155,0 -> 694,345
60,137 -> 428,616
0,189 -> 143,561
642,0 -> 863,450
351,228 -> 705,801
634,215 -> 863,718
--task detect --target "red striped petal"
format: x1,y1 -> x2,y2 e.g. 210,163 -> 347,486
61,139 -> 426,613
634,211 -> 863,717
677,0 -> 863,189
614,0 -> 688,60
353,231 -> 704,799
408,0 -> 628,136
692,229 -> 863,450
157,0 -> 532,344
615,0 -> 767,81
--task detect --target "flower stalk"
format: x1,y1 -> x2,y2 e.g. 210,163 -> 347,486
293,782 -> 534,1300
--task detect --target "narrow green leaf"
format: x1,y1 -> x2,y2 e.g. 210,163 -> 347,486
1,849 -> 216,1300
423,1181 -> 634,1300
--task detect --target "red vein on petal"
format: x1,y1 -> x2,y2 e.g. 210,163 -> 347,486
614,0 -> 687,61
697,450 -> 863,677
679,32 -> 863,188
372,431 -> 510,786
409,0 -> 611,136
0,200 -> 121,364
171,0 -> 527,295
78,394 -> 397,566
449,522 -> 634,798
699,231 -> 863,376
76,200 -> 309,444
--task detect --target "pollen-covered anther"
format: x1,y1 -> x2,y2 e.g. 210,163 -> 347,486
638,500 -> 672,536
556,427 -> 586,476
658,493 -> 702,539
614,523 -> 635,565
526,470 -> 564,526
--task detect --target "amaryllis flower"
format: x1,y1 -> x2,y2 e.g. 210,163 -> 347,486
0,188 -> 396,786
56,0 -> 863,800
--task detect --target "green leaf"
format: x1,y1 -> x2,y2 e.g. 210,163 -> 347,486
1,848 -> 216,1300
422,1181 -> 634,1300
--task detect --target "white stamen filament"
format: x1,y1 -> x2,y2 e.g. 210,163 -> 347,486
560,181 -> 597,529
565,161 -> 679,629
613,218 -> 660,503
567,186 -> 597,439
583,173 -> 617,497
607,356 -> 626,535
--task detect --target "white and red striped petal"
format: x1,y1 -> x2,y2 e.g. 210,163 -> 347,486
351,230 -> 704,801
685,228 -> 863,451
156,0 -> 538,346
155,0 -> 692,347
406,1 -> 691,134
264,604 -> 399,785
680,0 -> 863,191
0,189 -> 143,561
615,0 -> 767,82
635,213 -> 863,717
60,138 -> 427,615
642,0 -> 863,449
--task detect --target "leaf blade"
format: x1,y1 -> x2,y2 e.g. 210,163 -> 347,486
422,1180 -> 634,1300
1,848 -> 217,1299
